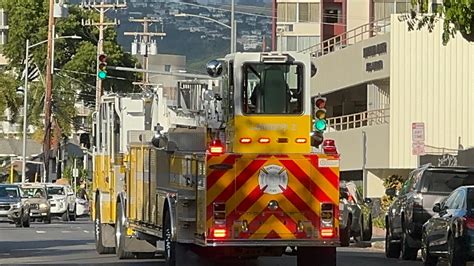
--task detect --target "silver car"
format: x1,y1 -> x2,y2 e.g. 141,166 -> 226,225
339,181 -> 373,246
19,183 -> 51,224
0,184 -> 30,227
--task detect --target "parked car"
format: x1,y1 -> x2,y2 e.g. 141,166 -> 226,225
75,186 -> 89,217
339,181 -> 373,246
0,184 -> 30,227
45,183 -> 76,221
421,185 -> 474,265
19,183 -> 52,224
385,165 -> 474,260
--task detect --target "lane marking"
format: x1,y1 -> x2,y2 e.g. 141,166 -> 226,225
83,230 -> 90,233
61,231 -> 72,233
36,230 -> 46,234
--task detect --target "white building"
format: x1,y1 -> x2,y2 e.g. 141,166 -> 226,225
305,15 -> 473,197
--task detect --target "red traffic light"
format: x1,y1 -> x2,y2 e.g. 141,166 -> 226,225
98,54 -> 107,62
315,98 -> 326,109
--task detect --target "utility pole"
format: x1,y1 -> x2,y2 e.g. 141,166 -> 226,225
231,0 -> 235,53
43,0 -> 55,182
125,17 -> 165,88
80,0 -> 127,111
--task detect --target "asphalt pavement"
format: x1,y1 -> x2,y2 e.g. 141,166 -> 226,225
0,217 -> 429,265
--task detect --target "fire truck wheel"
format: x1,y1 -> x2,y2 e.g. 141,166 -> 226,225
297,247 -> 336,266
115,202 -> 133,259
164,211 -> 176,266
95,199 -> 115,254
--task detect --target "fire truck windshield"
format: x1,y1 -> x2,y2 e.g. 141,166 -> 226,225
243,63 -> 303,114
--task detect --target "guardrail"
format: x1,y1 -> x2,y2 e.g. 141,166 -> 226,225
326,108 -> 390,132
299,17 -> 391,58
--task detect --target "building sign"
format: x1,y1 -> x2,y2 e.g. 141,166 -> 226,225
363,42 -> 387,73
363,42 -> 387,58
366,60 -> 383,72
412,122 -> 425,156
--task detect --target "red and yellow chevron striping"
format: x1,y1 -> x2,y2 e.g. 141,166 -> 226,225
206,153 -> 339,241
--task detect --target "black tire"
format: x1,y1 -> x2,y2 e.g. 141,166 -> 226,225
340,218 -> 351,247
115,202 -> 134,259
298,247 -> 336,266
354,215 -> 364,242
421,236 -> 438,266
164,210 -> 176,266
401,232 -> 418,260
69,206 -> 77,221
362,215 -> 372,241
22,212 -> 30,228
95,199 -> 115,254
15,221 -> 22,228
448,233 -> 466,266
43,214 -> 52,224
62,209 -> 70,222
385,225 -> 401,258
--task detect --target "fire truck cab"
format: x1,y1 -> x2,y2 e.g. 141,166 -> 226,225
92,52 -> 340,266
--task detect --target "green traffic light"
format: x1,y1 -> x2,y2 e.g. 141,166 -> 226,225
98,71 -> 107,80
315,119 -> 327,132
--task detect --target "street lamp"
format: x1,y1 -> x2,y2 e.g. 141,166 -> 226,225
21,35 -> 81,183
175,12 -> 237,53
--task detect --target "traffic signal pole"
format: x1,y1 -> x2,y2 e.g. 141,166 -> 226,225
80,0 -> 126,111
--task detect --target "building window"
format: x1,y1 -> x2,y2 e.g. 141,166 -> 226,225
287,36 -> 297,51
324,9 -> 339,24
298,36 -> 320,51
298,3 -> 320,23
164,65 -> 171,72
277,3 -> 297,22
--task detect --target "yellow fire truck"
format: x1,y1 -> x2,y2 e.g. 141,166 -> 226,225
92,52 -> 340,265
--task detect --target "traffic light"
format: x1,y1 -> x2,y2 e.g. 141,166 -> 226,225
314,96 -> 327,132
98,54 -> 107,80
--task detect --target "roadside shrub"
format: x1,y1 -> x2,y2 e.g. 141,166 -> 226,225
372,174 -> 405,229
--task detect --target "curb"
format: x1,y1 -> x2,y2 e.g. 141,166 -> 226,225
371,240 -> 385,250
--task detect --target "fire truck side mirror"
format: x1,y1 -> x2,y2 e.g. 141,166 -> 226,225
206,60 -> 223,78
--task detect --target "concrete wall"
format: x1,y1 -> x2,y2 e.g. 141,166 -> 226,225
389,16 -> 474,169
326,123 -> 389,171
311,33 -> 390,96
346,0 -> 370,32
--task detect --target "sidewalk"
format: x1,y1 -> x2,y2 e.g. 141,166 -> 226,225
371,226 -> 385,250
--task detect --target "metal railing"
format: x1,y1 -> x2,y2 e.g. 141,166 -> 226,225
326,108 -> 390,132
299,17 -> 391,58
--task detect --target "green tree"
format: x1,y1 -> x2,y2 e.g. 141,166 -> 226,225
406,0 -> 474,44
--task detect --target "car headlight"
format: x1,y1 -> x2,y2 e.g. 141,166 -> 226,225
10,202 -> 21,209
39,203 -> 48,209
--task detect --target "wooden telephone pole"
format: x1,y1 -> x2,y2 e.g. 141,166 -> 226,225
80,0 -> 127,110
124,17 -> 166,88
43,0 -> 55,182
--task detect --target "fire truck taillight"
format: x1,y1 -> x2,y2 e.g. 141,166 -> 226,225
209,139 -> 225,155
322,139 -> 338,155
258,137 -> 271,144
320,203 -> 335,238
239,137 -> 252,144
211,228 -> 227,238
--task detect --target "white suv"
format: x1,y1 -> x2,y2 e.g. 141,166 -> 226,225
46,184 -> 76,221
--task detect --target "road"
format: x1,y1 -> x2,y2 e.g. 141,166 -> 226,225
0,218 -> 429,265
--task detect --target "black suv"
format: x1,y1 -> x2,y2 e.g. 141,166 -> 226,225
385,165 -> 474,260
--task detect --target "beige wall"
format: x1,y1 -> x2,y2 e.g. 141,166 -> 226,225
326,124 -> 389,171
311,33 -> 390,96
389,15 -> 474,168
346,0 -> 371,31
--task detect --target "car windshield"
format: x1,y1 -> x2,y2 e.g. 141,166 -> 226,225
47,187 -> 65,195
242,63 -> 303,114
0,186 -> 19,198
421,171 -> 474,193
22,187 -> 46,198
